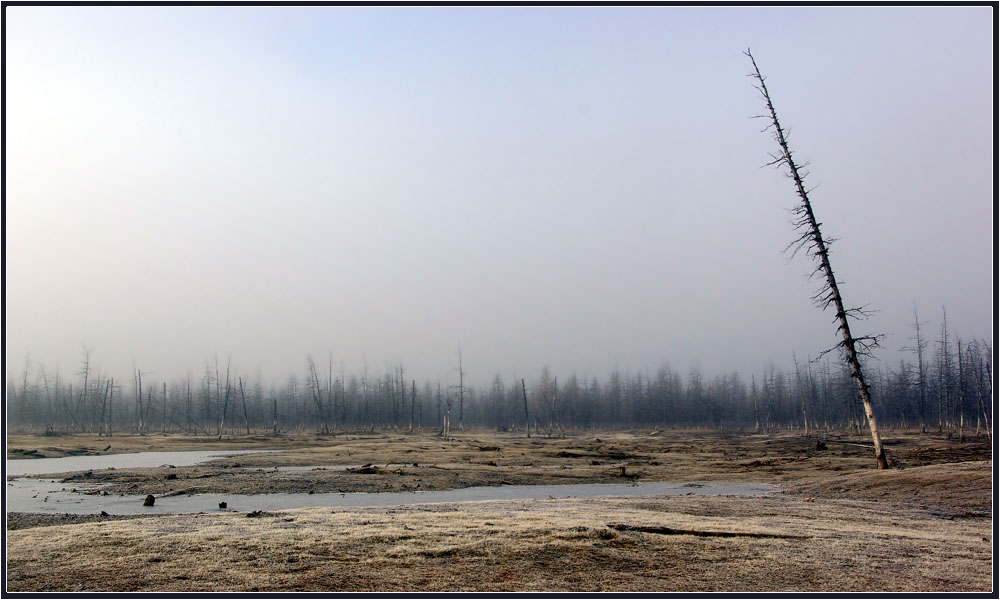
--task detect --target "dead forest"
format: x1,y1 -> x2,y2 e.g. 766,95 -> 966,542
7,316 -> 991,440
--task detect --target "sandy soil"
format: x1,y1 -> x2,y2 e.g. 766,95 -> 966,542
4,428 -> 993,592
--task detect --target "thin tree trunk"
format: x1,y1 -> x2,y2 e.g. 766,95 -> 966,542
747,49 -> 888,469
521,379 -> 530,439
162,382 -> 167,434
409,380 -> 416,433
107,379 -> 114,437
239,377 -> 250,435
137,369 -> 144,436
98,379 -> 110,437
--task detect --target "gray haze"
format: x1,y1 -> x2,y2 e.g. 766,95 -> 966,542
5,6 -> 994,388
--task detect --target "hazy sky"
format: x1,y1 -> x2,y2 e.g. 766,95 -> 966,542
5,6 -> 994,388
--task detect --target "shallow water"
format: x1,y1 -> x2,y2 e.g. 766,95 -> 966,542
5,450 -> 277,477
4,478 -> 780,515
5,449 -> 780,515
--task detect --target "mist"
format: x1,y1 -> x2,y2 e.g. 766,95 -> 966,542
5,5 -> 994,389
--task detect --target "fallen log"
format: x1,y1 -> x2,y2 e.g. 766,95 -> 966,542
608,523 -> 808,539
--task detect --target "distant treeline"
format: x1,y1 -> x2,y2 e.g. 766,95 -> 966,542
7,332 -> 992,438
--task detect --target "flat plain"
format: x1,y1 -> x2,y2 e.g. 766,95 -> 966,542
4,429 -> 992,592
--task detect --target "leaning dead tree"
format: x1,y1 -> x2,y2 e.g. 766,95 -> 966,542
746,49 -> 889,469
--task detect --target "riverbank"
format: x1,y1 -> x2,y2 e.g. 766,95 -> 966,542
7,428 -> 991,497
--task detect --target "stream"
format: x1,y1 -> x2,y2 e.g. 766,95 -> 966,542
5,450 -> 780,515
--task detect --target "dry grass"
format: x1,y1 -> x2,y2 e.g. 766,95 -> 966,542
5,429 -> 993,592
6,482 -> 991,592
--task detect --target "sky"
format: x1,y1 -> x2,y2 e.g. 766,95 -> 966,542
5,6 -> 995,388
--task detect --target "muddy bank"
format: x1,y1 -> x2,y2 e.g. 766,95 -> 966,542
34,461 -> 655,496
8,429 -> 991,500
5,511 -> 154,531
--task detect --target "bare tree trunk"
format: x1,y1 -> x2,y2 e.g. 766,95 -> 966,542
162,382 -> 167,434
458,349 -> 465,431
521,379 -> 530,439
273,396 -> 278,435
218,359 -> 231,440
907,308 -> 929,433
98,379 -> 110,437
793,355 -> 809,435
747,49 -> 888,469
137,369 -> 144,436
144,387 -> 154,435
77,348 -> 90,433
307,358 -> 330,434
976,353 -> 991,442
940,307 -> 952,433
42,371 -> 55,434
436,382 -> 443,436
957,339 -> 965,443
107,379 -> 114,437
442,390 -> 452,439
409,380 -> 416,433
751,374 -> 761,433
334,350 -> 337,431
239,377 -> 250,435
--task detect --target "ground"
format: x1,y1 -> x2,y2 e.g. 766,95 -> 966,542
4,428 -> 993,592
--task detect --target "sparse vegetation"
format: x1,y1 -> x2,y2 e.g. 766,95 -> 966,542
5,429 -> 991,592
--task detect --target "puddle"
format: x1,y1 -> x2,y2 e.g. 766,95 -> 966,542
5,450 -> 279,477
4,479 -> 780,515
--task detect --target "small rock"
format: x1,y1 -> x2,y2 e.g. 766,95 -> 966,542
219,501 -> 227,509
100,510 -> 110,517
166,473 -> 177,480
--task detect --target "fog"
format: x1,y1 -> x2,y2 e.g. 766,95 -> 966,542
5,6 -> 994,388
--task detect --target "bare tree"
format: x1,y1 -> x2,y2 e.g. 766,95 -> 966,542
746,49 -> 889,469
956,338 -> 966,442
456,349 -> 466,431
98,379 -> 111,437
136,368 -> 144,435
307,357 -> 330,434
521,378 -> 531,438
902,307 -> 929,433
75,346 -> 91,433
793,355 -> 809,435
162,382 -> 167,434
750,374 -> 761,433
239,376 -> 251,435
409,378 -> 416,433
217,358 -> 231,439
937,307 -> 954,433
